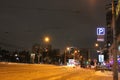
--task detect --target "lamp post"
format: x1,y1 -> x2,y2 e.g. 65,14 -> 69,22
64,47 -> 70,65
112,0 -> 118,80
64,50 -> 67,65
74,50 -> 77,60
43,36 -> 50,63
44,36 -> 50,51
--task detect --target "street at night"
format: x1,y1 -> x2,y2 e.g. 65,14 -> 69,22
0,0 -> 120,80
0,62 -> 118,80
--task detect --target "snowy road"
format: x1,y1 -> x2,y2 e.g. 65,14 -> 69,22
0,62 -> 119,80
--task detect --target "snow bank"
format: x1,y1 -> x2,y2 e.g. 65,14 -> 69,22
95,71 -> 120,77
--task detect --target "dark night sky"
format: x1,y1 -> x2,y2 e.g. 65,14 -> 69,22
0,0 -> 110,50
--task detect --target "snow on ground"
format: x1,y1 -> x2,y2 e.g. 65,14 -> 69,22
95,69 -> 120,77
95,71 -> 113,76
0,62 -> 120,80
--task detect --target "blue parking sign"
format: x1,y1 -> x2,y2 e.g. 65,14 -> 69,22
97,28 -> 105,35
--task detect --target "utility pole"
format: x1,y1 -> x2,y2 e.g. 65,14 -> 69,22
112,0 -> 118,80
64,50 -> 67,65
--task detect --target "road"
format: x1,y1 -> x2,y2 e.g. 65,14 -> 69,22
0,62 -> 118,80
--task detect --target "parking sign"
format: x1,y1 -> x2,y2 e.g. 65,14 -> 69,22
97,28 -> 105,35
97,27 -> 105,42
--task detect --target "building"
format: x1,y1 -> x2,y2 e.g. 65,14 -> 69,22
116,0 -> 120,54
106,0 -> 120,58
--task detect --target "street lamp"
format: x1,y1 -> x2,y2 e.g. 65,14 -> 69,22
64,47 -> 70,65
43,36 -> 50,62
44,36 -> 50,43
74,50 -> 78,60
95,43 -> 99,47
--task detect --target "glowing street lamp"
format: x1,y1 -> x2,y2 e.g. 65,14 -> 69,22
74,50 -> 78,60
67,47 -> 70,51
44,37 -> 50,43
95,43 -> 99,47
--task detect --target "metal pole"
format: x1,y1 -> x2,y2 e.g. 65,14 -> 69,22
112,0 -> 118,80
64,50 -> 66,65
